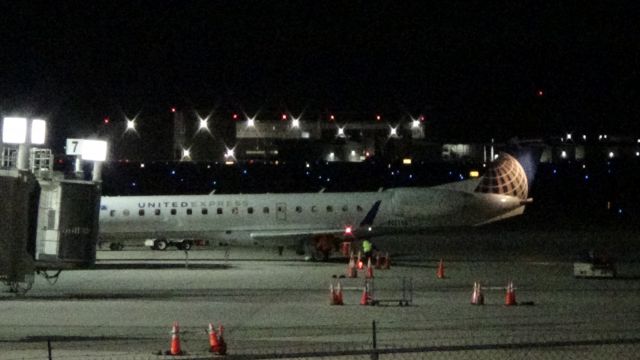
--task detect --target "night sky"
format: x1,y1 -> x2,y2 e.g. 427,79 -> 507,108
2,2 -> 639,152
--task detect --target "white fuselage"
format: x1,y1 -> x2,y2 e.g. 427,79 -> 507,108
99,185 -> 525,247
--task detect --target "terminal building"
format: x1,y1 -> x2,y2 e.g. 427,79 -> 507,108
168,110 -> 640,165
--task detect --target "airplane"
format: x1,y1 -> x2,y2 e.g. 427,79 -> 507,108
98,148 -> 539,260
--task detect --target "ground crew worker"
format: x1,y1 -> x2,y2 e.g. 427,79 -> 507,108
362,239 -> 375,262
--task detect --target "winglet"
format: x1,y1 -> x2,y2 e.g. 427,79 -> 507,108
360,200 -> 382,227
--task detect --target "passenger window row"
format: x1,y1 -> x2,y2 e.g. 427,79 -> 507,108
109,204 -> 365,217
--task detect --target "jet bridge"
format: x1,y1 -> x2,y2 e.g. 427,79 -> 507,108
1,147 -> 102,294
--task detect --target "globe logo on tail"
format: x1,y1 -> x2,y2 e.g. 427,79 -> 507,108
475,153 -> 528,200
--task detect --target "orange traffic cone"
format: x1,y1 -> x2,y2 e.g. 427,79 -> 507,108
505,281 -> 517,306
383,252 -> 391,269
329,283 -> 337,305
346,253 -> 357,278
208,323 -> 220,353
360,280 -> 373,306
167,321 -> 183,356
471,282 -> 484,305
357,251 -> 364,270
217,324 -> 227,355
366,258 -> 374,279
335,281 -> 344,305
436,259 -> 445,279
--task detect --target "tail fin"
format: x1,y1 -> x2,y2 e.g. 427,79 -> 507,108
475,146 -> 542,201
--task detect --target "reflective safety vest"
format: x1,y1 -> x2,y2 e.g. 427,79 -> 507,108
362,240 -> 372,253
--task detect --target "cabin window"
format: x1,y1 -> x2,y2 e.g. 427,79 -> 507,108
155,209 -> 161,216
123,210 -> 130,216
342,205 -> 348,212
248,207 -> 254,214
138,209 -> 145,216
202,208 -> 208,215
232,207 -> 239,215
170,209 -> 177,215
326,206 -> 333,212
263,207 -> 270,214
311,205 -> 318,212
186,209 -> 192,215
295,206 -> 303,213
217,208 -> 223,215
357,205 -> 363,212
110,210 -> 116,217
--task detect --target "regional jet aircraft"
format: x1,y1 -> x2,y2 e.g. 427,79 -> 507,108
99,150 -> 538,260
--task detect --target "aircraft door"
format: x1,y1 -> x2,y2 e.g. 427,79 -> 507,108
276,202 -> 287,221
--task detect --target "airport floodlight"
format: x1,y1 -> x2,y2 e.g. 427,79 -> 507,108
126,119 -> 136,131
566,133 -> 572,140
389,126 -> 398,137
350,150 -> 356,156
412,119 -> 421,128
81,140 -> 108,161
608,151 -> 614,158
337,127 -> 345,137
247,118 -> 255,127
291,118 -> 300,128
31,119 -> 47,145
2,117 -> 27,144
561,150 -> 567,159
182,148 -> 190,158
636,151 -> 640,157
225,148 -> 235,158
583,134 -> 587,140
199,118 -> 209,130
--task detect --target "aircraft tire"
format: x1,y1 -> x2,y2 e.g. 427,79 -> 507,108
181,241 -> 192,251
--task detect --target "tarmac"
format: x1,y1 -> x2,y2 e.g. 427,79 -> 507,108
2,228 -> 640,359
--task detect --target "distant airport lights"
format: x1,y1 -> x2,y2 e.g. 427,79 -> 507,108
411,119 -> 421,129
337,127 -> 345,138
389,126 -> 398,138
291,118 -> 300,128
246,117 -> 255,127
126,118 -> 136,131
198,115 -> 209,131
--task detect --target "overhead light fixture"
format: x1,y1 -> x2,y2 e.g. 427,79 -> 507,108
2,117 -> 27,144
